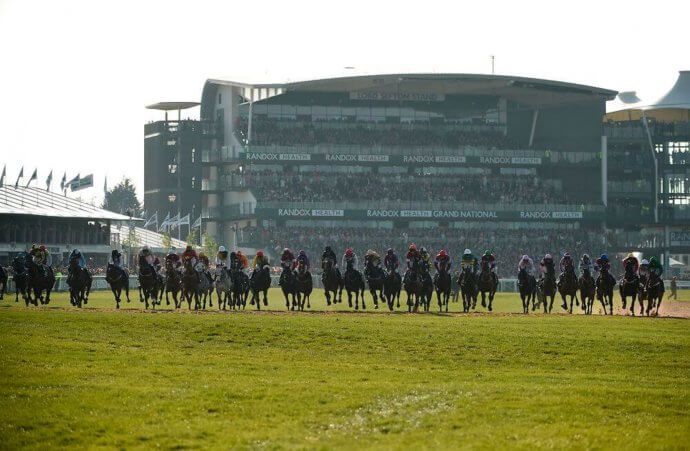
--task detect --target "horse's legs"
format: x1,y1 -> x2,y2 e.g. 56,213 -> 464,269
124,279 -> 131,302
361,291 -> 366,310
655,294 -> 662,316
488,291 -> 494,312
325,290 -> 331,306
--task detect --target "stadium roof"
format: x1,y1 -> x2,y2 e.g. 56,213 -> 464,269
203,73 -> 617,108
112,225 -> 186,249
146,102 -> 200,111
607,71 -> 690,114
0,186 -> 139,221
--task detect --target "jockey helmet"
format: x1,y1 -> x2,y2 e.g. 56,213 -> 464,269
71,249 -> 80,256
185,245 -> 193,252
600,254 -> 609,261
32,244 -> 37,249
39,245 -> 46,251
324,245 -> 331,252
484,250 -> 492,256
640,259 -> 649,265
237,250 -> 243,255
464,249 -> 471,255
387,248 -> 394,254
256,251 -> 264,258
142,245 -> 150,251
544,253 -> 552,260
298,250 -> 306,256
168,248 -> 175,255
649,256 -> 659,264
439,250 -> 447,257
111,249 -> 119,257
420,247 -> 427,254
218,245 -> 226,253
283,248 -> 290,253
582,253 -> 590,261
563,252 -> 571,258
345,248 -> 353,257
521,254 -> 529,261
626,252 -> 635,260
409,244 -> 416,252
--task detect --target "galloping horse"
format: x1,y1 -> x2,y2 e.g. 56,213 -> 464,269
558,266 -> 579,314
214,266 -> 233,310
68,259 -> 92,308
403,264 -> 423,312
458,266 -> 477,313
279,265 -> 296,310
382,268 -> 402,311
28,259 -> 55,306
517,268 -> 536,314
249,265 -> 271,310
197,266 -> 214,309
620,268 -> 642,315
162,262 -> 181,308
11,254 -> 29,303
180,259 -> 200,310
537,265 -> 557,313
364,256 -> 385,309
343,262 -> 366,310
637,272 -> 649,315
294,262 -> 313,311
321,258 -> 343,306
106,264 -> 130,308
231,267 -> 249,309
596,268 -> 615,315
579,268 -> 596,315
477,261 -> 498,311
433,260 -> 451,313
646,272 -> 664,316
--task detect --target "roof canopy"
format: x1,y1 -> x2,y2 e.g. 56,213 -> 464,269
0,186 -> 140,221
146,102 -> 200,111
643,71 -> 690,111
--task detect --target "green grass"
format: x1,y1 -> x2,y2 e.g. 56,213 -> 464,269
0,290 -> 689,450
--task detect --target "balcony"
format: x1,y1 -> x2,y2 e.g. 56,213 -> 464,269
202,146 -> 244,164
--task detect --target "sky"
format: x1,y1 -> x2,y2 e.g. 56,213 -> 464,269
0,0 -> 688,204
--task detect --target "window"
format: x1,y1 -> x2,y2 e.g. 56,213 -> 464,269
191,148 -> 196,163
168,164 -> 177,174
191,177 -> 196,189
218,93 -> 222,105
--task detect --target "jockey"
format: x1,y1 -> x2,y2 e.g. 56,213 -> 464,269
434,249 -> 451,272
236,250 -> 249,270
540,253 -> 555,275
342,248 -> 359,272
109,249 -> 126,269
622,253 -> 639,276
481,250 -> 496,273
280,248 -> 295,270
216,246 -> 230,268
406,244 -> 421,270
181,245 -> 198,267
69,249 -> 86,269
31,244 -> 50,266
138,246 -> 154,269
164,249 -> 181,270
460,249 -> 479,274
639,259 -> 650,277
321,246 -> 338,268
295,250 -> 310,270
579,253 -> 593,275
384,248 -> 399,272
648,256 -> 663,278
152,256 -> 163,273
594,254 -> 616,286
559,252 -> 575,273
252,251 -> 270,271
197,252 -> 210,271
419,247 -> 431,271
517,254 -> 534,277
365,249 -> 382,267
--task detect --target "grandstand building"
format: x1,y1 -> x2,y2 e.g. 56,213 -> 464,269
191,73 -> 617,273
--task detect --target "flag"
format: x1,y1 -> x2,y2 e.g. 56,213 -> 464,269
0,165 -> 5,187
158,212 -> 171,232
60,172 -> 67,191
168,213 -> 180,229
192,215 -> 202,228
144,212 -> 158,228
14,166 -> 24,189
45,170 -> 53,191
70,174 -> 93,192
67,174 -> 80,190
103,176 -> 108,195
179,214 -> 190,226
25,168 -> 37,187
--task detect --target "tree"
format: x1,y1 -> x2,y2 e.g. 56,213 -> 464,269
202,232 -> 217,257
186,229 -> 199,247
161,231 -> 172,250
103,178 -> 142,217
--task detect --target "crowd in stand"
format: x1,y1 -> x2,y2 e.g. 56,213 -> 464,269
239,226 -> 608,278
239,118 -> 520,149
244,169 -> 569,204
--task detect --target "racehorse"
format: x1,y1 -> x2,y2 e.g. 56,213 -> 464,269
28,259 -> 55,306
180,259 -> 200,310
106,264 -> 130,308
403,264 -> 423,313
558,266 -> 579,314
279,265 -> 296,310
646,272 -> 664,316
11,255 -> 29,303
68,259 -> 92,308
517,268 -> 536,314
197,267 -> 214,309
619,268 -> 642,315
231,267 -> 249,309
477,261 -> 498,311
364,256 -> 385,309
537,266 -> 557,313
294,262 -> 313,311
249,265 -> 271,310
0,265 -> 7,300
596,268 -> 615,315
382,268 -> 402,311
344,263 -> 366,310
578,268 -> 596,315
458,266 -> 478,313
321,258 -> 343,306
161,262 -> 181,308
637,273 -> 649,315
433,260 -> 451,313
214,266 -> 233,310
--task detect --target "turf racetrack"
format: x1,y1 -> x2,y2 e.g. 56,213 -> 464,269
1,290 -> 689,449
